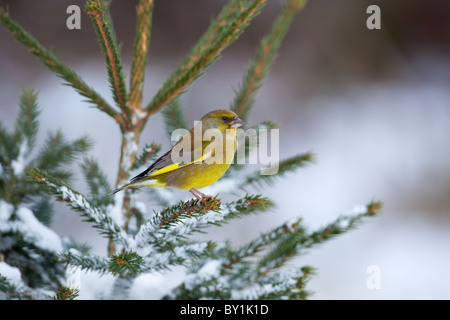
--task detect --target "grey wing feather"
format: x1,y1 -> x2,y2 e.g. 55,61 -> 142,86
129,150 -> 173,183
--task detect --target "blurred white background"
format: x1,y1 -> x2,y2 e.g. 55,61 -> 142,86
1,0 -> 450,299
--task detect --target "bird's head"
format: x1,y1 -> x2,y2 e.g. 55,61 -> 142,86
201,109 -> 245,131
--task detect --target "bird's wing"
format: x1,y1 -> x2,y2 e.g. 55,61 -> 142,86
129,127 -> 214,183
129,149 -> 173,183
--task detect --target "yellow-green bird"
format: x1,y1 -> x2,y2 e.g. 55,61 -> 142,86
111,109 -> 245,200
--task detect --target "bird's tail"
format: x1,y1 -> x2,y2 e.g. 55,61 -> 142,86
110,177 -> 160,195
110,181 -> 137,195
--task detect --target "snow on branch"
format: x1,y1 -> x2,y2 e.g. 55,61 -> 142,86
0,200 -> 62,253
230,266 -> 313,300
223,217 -> 304,269
0,262 -> 48,299
141,241 -> 212,271
134,195 -> 272,247
59,248 -> 109,274
257,201 -> 383,275
29,169 -> 133,247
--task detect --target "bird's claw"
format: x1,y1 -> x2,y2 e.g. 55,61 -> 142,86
189,188 -> 213,201
188,188 -> 220,209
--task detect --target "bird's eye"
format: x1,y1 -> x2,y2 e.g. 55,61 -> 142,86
221,116 -> 229,122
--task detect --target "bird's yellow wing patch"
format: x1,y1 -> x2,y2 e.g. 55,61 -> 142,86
149,149 -> 214,177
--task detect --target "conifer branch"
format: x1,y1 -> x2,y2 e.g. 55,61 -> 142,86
81,157 -> 114,209
31,131 -> 92,182
257,201 -> 383,275
0,124 -> 12,165
134,195 -> 272,248
1,1 -> 382,300
167,257 -> 313,300
131,143 -> 161,171
161,98 -> 188,140
134,197 -> 222,247
144,0 -> 269,116
129,0 -> 154,112
141,242 -> 215,271
0,89 -> 41,169
59,249 -> 109,273
14,88 -> 40,153
29,169 -> 132,246
223,218 -> 304,270
176,0 -> 243,76
231,266 -> 313,299
231,0 -> 308,121
108,250 -> 143,276
299,201 -> 383,248
85,1 -> 129,121
0,8 -> 119,122
0,273 -> 44,300
52,286 -> 80,300
239,152 -> 315,189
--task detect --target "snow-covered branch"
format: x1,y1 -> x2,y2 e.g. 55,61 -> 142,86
30,169 -> 133,247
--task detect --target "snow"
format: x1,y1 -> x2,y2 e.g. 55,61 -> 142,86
135,206 -> 231,246
64,248 -> 109,272
350,205 -> 368,216
133,201 -> 147,215
53,183 -> 133,247
59,186 -> 94,213
66,264 -> 82,289
173,242 -> 208,260
161,209 -> 227,242
77,270 -> 115,300
131,108 -> 148,126
0,200 -> 63,253
16,205 -> 63,252
137,243 -> 210,271
106,192 -> 125,228
134,221 -> 158,248
143,251 -> 171,269
77,267 -> 186,299
0,199 -> 13,222
0,262 -> 23,287
128,272 -> 170,299
184,259 -> 223,291
230,268 -> 305,299
331,205 -> 371,230
198,259 -> 222,276
11,139 -> 28,176
121,131 -> 139,172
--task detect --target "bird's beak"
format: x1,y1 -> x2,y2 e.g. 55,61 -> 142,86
230,117 -> 245,128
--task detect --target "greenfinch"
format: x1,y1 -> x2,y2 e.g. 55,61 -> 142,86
112,109 -> 245,200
